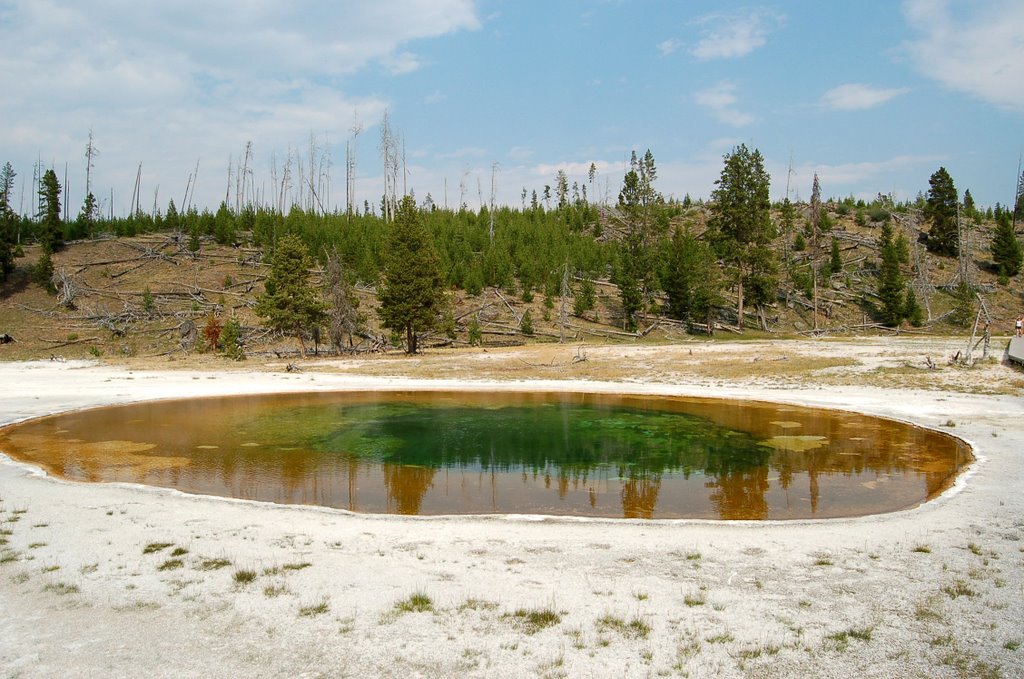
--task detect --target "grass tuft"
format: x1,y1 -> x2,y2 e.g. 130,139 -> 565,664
143,542 -> 174,555
157,559 -> 183,571
395,591 -> 434,614
508,607 -> 561,635
912,544 -> 931,554
458,597 -> 499,612
170,547 -> 189,557
232,568 -> 257,585
263,583 -> 289,598
43,581 -> 80,596
941,579 -> 977,599
706,631 -> 734,644
197,557 -> 231,571
298,597 -> 330,617
595,614 -> 650,640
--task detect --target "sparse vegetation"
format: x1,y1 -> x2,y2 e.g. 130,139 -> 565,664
263,583 -> 289,598
43,581 -> 80,596
197,557 -> 231,571
394,591 -> 434,614
143,542 -> 174,555
941,579 -> 977,599
595,614 -> 650,640
508,607 -> 562,635
298,597 -> 330,617
232,568 -> 257,585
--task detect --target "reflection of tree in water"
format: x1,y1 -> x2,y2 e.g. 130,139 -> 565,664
0,393 -> 970,518
706,467 -> 770,520
311,402 -> 776,517
621,473 -> 662,519
701,438 -> 772,519
382,462 -> 437,515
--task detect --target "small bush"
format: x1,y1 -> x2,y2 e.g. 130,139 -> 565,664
142,287 -> 155,314
233,568 -> 257,585
298,598 -> 330,617
467,316 -> 482,346
395,591 -> 433,614
203,313 -> 222,351
520,310 -> 534,336
510,607 -> 561,634
32,253 -> 55,293
220,317 -> 245,360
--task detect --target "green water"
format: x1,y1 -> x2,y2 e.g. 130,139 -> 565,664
250,401 -> 770,477
0,390 -> 971,519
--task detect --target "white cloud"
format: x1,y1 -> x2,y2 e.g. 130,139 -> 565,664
695,82 -> 755,127
689,9 -> 783,60
821,83 -> 910,110
774,154 -> 945,200
902,0 -> 1024,111
532,160 -> 616,177
657,38 -> 681,57
0,0 -> 480,213
508,147 -> 535,161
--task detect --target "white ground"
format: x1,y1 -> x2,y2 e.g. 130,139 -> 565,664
1,344 -> 1022,678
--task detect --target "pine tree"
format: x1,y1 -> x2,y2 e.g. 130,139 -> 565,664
37,168 -> 63,254
165,199 -> 180,234
663,228 -> 723,332
950,279 -> 976,327
1015,168 -> 1024,225
520,309 -> 534,336
924,167 -> 958,257
74,192 -> 98,240
903,287 -> 923,327
573,277 -> 596,316
990,211 -> 1022,277
613,149 -> 661,330
708,144 -> 775,329
962,189 -> 976,221
829,237 -> 842,276
0,162 -> 17,281
255,233 -> 326,356
877,223 -> 906,327
213,201 -> 236,245
378,195 -> 446,354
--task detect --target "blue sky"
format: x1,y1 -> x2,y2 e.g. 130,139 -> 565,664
1,0 -> 1021,216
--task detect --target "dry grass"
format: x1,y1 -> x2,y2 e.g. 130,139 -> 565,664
2,234 -> 1021,401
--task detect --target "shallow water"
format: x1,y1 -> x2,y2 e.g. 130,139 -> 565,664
0,391 -> 970,519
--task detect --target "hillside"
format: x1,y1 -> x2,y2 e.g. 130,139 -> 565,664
1,202 -> 1022,364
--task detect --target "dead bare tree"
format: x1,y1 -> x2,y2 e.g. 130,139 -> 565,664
52,267 -> 76,309
379,110 -> 399,221
346,111 -> 362,216
324,249 -> 364,349
489,162 -> 499,243
809,173 -> 821,330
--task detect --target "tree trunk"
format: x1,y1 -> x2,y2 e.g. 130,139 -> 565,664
406,324 -> 417,354
296,333 -> 307,358
736,276 -> 745,330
